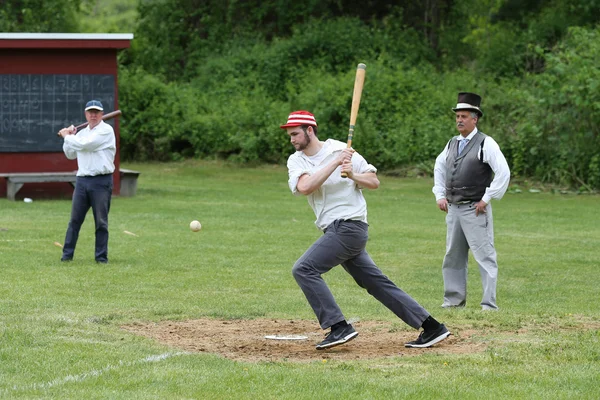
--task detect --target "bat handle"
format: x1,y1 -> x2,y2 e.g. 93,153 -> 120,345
56,126 -> 79,137
340,128 -> 354,178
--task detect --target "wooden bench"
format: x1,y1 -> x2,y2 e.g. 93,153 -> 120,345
0,172 -> 77,201
0,169 -> 140,200
119,168 -> 141,197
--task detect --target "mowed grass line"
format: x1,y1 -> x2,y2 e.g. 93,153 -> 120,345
0,160 -> 598,399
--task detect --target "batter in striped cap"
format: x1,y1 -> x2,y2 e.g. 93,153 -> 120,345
281,110 -> 451,350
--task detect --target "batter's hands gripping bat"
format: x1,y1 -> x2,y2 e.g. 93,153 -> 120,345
341,63 -> 366,178
57,110 -> 122,136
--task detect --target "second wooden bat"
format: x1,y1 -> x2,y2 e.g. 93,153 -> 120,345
57,110 -> 122,136
341,63 -> 366,178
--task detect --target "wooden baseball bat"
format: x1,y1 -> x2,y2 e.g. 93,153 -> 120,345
341,63 -> 366,178
57,110 -> 122,136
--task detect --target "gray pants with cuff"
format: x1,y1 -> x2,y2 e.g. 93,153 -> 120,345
292,219 -> 430,330
442,202 -> 498,310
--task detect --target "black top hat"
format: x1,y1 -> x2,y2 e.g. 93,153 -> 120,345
452,92 -> 483,117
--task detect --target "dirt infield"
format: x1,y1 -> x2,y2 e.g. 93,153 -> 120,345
122,318 -> 486,362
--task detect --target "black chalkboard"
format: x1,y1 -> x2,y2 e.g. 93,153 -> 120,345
0,74 -> 115,152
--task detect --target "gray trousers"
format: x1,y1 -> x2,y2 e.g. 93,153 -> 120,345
442,202 -> 498,310
292,219 -> 430,330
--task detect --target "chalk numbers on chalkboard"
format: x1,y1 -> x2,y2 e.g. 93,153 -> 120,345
0,74 -> 116,152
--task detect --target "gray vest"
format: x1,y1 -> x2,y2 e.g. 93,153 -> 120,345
445,132 -> 493,203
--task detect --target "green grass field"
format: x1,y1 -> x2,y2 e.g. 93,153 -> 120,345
1,161 -> 598,399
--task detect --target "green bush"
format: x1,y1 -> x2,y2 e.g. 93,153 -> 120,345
118,68 -> 174,161
119,17 -> 442,164
491,26 -> 600,188
118,18 -> 599,190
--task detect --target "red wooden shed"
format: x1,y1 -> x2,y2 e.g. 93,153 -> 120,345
0,33 -> 134,200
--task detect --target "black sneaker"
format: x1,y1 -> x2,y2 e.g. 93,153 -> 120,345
316,324 -> 358,350
60,257 -> 72,262
404,324 -> 450,348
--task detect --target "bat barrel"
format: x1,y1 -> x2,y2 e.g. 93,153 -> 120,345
342,63 -> 366,178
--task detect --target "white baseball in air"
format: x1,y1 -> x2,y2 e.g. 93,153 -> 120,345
189,220 -> 202,232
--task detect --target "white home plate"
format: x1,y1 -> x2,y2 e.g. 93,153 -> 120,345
264,335 -> 308,340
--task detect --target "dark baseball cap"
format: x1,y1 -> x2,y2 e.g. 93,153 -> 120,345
85,100 -> 104,111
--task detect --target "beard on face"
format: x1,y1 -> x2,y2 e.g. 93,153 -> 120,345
295,132 -> 311,151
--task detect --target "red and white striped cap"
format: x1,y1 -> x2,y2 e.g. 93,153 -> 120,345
280,110 -> 317,129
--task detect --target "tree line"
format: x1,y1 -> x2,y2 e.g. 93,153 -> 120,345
2,0 -> 599,189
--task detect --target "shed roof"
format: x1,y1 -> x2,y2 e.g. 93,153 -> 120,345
0,33 -> 134,49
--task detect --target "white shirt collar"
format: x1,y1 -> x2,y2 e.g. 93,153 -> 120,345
459,127 -> 478,141
299,139 -> 345,162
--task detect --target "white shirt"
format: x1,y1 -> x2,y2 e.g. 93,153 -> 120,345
287,139 -> 377,231
432,128 -> 510,204
63,121 -> 116,176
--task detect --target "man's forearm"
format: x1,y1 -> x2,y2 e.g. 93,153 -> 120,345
296,160 -> 339,195
351,172 -> 379,189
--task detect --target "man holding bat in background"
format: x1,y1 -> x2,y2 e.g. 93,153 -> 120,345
57,100 -> 116,264
281,110 -> 450,350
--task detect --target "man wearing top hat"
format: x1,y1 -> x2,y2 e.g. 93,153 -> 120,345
57,100 -> 116,264
432,92 -> 510,310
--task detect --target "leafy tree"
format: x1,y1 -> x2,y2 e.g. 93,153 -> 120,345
460,0 -> 600,77
78,0 -> 138,33
0,0 -> 81,32
130,0 -> 457,80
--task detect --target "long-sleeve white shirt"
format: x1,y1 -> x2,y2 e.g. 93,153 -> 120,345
287,139 -> 377,231
63,121 -> 116,177
432,128 -> 510,204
